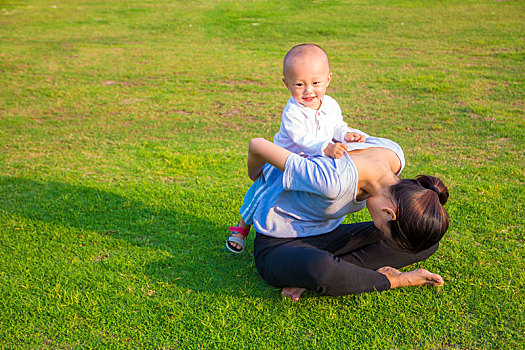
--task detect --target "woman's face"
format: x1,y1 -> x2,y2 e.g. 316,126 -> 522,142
366,195 -> 396,238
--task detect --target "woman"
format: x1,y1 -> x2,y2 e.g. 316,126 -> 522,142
244,136 -> 449,300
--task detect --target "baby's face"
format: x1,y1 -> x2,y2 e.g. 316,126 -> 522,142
283,54 -> 332,110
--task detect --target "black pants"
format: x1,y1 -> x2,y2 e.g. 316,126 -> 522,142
254,221 -> 438,296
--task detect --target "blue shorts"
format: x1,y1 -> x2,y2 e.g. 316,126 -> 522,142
239,164 -> 281,225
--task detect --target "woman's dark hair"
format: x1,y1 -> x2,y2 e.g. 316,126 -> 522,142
388,175 -> 449,253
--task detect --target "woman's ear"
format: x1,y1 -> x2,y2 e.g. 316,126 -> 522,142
383,207 -> 396,221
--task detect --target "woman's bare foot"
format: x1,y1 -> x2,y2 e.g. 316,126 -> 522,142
377,266 -> 444,289
282,287 -> 306,301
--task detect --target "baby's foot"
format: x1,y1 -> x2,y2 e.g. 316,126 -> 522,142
282,287 -> 306,301
227,233 -> 245,251
226,223 -> 250,253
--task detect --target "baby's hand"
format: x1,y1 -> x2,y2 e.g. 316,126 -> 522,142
324,142 -> 348,159
345,132 -> 366,143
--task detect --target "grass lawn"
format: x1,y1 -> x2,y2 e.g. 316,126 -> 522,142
1,0 -> 523,348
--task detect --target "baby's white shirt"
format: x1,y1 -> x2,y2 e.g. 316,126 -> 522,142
273,96 -> 365,156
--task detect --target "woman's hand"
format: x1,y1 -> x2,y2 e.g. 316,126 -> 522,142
377,266 -> 444,289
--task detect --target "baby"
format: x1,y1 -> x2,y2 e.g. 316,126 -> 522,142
226,44 -> 367,253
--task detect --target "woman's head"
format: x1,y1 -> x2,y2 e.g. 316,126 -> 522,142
388,175 -> 449,253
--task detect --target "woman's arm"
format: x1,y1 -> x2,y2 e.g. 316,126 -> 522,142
247,138 -> 292,181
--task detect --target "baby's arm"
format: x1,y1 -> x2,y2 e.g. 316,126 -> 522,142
331,103 -> 367,144
323,142 -> 348,159
345,132 -> 366,143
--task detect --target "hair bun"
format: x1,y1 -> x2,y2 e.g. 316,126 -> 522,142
416,175 -> 449,205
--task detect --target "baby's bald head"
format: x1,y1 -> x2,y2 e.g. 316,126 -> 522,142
283,44 -> 330,78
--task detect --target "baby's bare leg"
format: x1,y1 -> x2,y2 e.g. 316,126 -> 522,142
377,266 -> 444,289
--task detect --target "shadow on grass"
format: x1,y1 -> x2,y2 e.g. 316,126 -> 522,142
0,176 -> 275,298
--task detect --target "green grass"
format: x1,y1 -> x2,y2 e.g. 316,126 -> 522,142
1,0 -> 523,348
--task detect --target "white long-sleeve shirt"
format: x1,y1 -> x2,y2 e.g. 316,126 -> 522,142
273,96 -> 365,156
